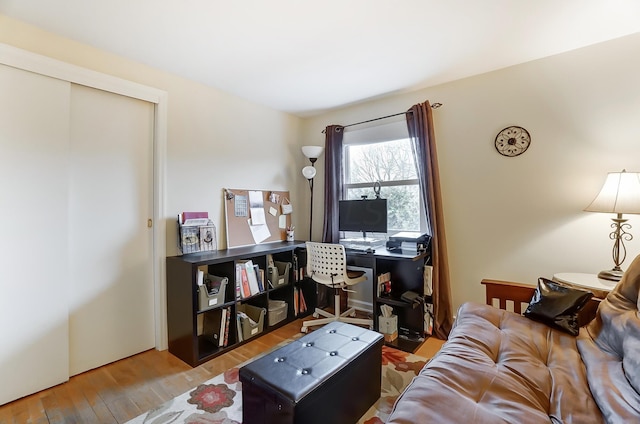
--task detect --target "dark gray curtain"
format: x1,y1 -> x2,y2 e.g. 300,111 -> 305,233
322,125 -> 344,243
406,101 -> 454,339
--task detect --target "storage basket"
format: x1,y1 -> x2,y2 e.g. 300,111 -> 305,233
237,303 -> 266,340
267,261 -> 291,288
268,300 -> 288,326
198,275 -> 228,312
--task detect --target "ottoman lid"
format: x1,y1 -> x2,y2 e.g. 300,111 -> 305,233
240,322 -> 382,402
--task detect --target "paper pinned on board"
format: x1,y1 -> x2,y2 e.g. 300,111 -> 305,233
248,219 -> 270,243
249,190 -> 266,225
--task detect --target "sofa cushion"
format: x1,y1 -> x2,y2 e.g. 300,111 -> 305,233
577,254 -> 640,421
387,302 -> 603,423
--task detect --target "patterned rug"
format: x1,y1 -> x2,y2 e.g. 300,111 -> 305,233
126,345 -> 428,424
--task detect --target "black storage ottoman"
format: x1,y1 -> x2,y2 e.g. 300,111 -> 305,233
239,321 -> 383,424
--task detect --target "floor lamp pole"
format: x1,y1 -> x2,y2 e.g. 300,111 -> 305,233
301,146 -> 323,241
308,176 -> 314,241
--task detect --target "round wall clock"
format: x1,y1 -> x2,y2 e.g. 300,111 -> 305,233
494,126 -> 531,157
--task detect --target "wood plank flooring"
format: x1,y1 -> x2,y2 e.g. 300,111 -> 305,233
0,318 -> 444,424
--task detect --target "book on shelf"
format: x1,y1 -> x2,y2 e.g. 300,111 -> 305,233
293,287 -> 299,315
299,288 -> 307,313
253,264 -> 264,292
377,272 -> 392,297
222,307 -> 231,347
218,307 -> 227,347
235,263 -> 251,299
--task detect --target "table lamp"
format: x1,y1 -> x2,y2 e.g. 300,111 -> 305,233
301,146 -> 324,241
584,170 -> 640,281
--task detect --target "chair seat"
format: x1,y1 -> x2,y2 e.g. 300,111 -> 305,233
347,269 -> 365,279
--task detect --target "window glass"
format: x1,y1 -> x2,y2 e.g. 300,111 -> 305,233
343,137 -> 423,235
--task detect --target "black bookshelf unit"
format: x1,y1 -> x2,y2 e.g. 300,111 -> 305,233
166,241 -> 313,367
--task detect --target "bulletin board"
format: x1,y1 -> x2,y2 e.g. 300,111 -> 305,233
224,188 -> 293,248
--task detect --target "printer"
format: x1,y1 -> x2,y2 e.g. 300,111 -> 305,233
386,232 -> 431,253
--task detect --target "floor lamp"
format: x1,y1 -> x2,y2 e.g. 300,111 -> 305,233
301,146 -> 324,241
584,170 -> 640,281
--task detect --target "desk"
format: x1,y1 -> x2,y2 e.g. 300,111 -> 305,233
345,247 -> 430,353
553,272 -> 616,299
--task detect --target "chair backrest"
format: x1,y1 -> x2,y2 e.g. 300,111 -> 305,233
305,242 -> 351,288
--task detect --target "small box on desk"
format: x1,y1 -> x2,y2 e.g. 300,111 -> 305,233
379,315 -> 398,335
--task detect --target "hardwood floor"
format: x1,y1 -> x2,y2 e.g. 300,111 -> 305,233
0,318 -> 445,424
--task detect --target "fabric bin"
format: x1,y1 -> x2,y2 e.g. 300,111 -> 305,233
267,261 -> 291,288
198,275 -> 228,312
237,303 -> 266,340
268,300 -> 288,326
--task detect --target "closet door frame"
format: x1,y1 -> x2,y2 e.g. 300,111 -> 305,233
0,42 -> 169,351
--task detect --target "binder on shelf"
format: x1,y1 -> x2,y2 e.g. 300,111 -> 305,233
202,309 -> 223,346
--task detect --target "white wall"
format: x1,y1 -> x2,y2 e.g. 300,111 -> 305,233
0,14 -> 303,255
300,33 -> 640,312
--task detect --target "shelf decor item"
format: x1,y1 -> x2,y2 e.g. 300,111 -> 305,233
584,169 -> 640,281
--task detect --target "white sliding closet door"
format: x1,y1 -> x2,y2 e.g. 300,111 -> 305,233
0,64 -> 71,403
68,84 -> 155,375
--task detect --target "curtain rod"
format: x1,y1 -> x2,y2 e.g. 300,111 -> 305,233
322,102 -> 442,133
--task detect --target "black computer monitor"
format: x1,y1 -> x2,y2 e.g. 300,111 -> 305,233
338,198 -> 388,238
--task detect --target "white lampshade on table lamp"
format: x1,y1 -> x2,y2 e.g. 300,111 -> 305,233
584,170 -> 640,281
301,145 -> 324,241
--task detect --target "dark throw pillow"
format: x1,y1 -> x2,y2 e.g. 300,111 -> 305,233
523,277 -> 593,336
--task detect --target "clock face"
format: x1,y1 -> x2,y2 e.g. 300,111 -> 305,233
495,126 -> 531,157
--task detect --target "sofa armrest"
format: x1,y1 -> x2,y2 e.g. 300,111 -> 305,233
481,279 -> 535,314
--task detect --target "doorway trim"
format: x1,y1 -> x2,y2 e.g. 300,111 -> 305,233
0,42 -> 169,350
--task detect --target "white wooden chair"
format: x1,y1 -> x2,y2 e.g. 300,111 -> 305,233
301,242 -> 373,333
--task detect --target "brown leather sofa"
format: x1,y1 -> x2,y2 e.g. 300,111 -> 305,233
387,255 -> 640,423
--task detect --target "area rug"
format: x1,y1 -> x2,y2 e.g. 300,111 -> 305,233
126,345 -> 428,424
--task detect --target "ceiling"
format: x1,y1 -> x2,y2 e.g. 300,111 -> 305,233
3,0 -> 640,117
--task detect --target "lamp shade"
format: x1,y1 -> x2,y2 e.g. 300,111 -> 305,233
301,145 -> 324,159
584,170 -> 640,214
302,165 -> 317,180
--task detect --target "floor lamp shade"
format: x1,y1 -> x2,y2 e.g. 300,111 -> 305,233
585,170 -> 640,281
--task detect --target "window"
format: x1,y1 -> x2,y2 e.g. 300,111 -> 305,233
343,137 -> 425,236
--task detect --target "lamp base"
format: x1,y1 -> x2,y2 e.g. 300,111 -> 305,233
597,269 -> 624,282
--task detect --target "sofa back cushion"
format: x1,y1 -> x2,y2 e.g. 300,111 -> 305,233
577,254 -> 640,420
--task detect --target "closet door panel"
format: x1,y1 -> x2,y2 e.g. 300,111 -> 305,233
68,84 -> 154,375
0,64 -> 70,404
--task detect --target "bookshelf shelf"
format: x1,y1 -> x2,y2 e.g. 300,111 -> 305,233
166,241 -> 313,367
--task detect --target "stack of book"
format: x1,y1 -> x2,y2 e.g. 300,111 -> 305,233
235,259 -> 264,299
